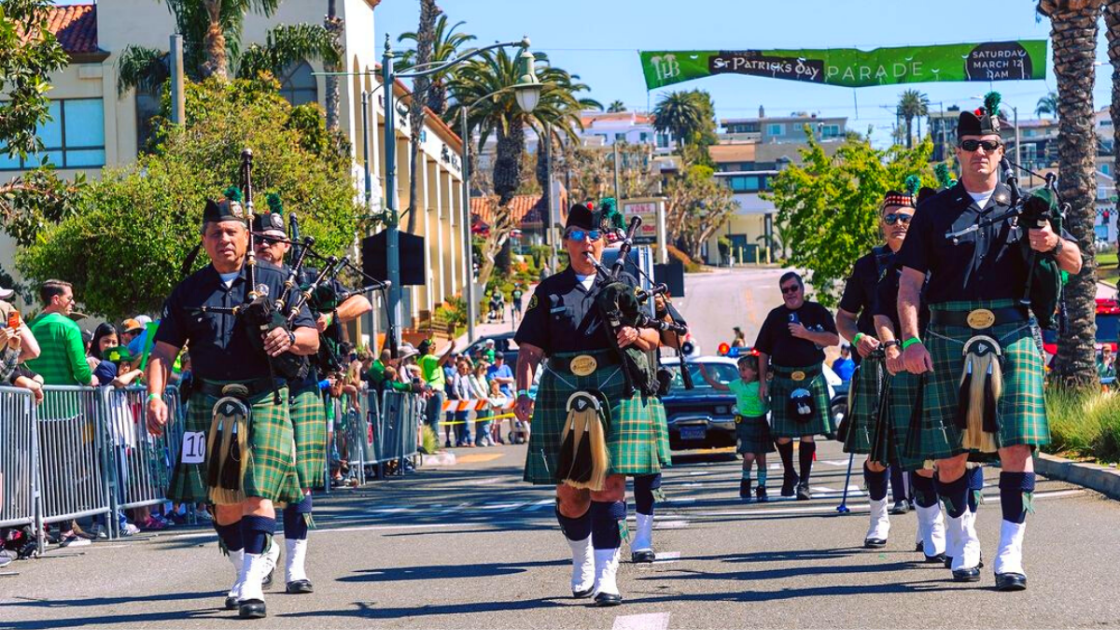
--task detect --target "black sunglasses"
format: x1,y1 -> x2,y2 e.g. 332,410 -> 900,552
565,228 -> 603,243
780,284 -> 801,295
959,139 -> 1002,152
257,236 -> 282,246
884,213 -> 913,226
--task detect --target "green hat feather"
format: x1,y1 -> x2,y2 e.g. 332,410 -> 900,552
904,175 -> 921,198
223,186 -> 243,202
934,163 -> 955,190
266,193 -> 283,216
984,91 -> 1002,118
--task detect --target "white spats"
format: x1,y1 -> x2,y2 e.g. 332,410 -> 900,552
948,511 -> 982,571
238,552 -> 268,603
262,541 -> 280,583
916,503 -> 946,557
568,536 -> 595,595
994,520 -> 1026,576
865,498 -> 890,543
285,537 -> 309,584
593,547 -> 622,598
226,548 -> 244,600
631,514 -> 654,554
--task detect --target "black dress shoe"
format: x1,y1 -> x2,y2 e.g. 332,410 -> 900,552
889,500 -> 909,515
739,480 -> 752,500
943,555 -> 952,569
238,599 -> 267,619
924,553 -> 947,564
594,592 -> 623,607
286,579 -> 314,594
224,596 -> 238,610
952,566 -> 981,582
631,549 -> 656,564
796,482 -> 811,501
995,572 -> 1027,591
916,541 -> 924,553
780,474 -> 799,497
864,537 -> 887,549
573,587 -> 594,599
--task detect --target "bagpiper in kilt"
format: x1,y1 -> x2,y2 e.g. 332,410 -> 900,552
755,272 -> 840,501
144,179 -> 321,619
513,203 -> 671,607
895,96 -> 1083,591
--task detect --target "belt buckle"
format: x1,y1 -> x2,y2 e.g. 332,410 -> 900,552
735,416 -> 742,425
966,308 -> 996,329
569,355 -> 598,377
221,383 -> 250,398
791,370 -> 806,382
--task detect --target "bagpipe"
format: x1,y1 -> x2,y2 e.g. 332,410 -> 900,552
584,216 -> 692,397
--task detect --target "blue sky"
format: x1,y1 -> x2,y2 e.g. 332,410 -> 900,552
371,0 -> 1113,145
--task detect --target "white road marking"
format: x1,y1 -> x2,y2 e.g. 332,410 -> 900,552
653,551 -> 681,563
613,612 -> 671,630
654,520 -> 690,530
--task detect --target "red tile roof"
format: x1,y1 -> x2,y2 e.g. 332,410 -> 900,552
471,190 -> 569,228
43,4 -> 100,56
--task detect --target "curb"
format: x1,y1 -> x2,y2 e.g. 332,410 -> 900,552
1035,452 -> 1120,501
418,451 -> 458,468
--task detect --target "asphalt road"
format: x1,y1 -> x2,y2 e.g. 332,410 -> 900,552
4,439 -> 1119,630
673,267 -> 791,357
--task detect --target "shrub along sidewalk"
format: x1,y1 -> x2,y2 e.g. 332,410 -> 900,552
1044,388 -> 1120,464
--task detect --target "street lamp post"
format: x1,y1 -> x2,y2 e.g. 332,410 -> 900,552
380,35 -> 540,354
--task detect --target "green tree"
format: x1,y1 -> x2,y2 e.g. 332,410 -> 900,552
397,14 -> 476,116
1038,0 -> 1106,389
1035,90 -> 1059,118
607,100 -> 626,113
764,129 -> 934,308
664,147 -> 738,260
17,77 -> 361,320
445,49 -> 598,286
898,89 -> 930,149
653,90 -> 704,152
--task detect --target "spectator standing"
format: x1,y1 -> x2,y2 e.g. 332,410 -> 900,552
486,351 -> 515,397
511,285 -> 525,324
468,363 -> 492,447
451,359 -> 473,447
486,378 -> 509,445
832,345 -> 856,383
1,286 -> 43,401
1098,345 -> 1116,381
730,326 -> 747,349
25,280 -> 96,386
417,338 -> 455,448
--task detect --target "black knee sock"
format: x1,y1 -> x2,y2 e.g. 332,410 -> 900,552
555,503 -> 592,542
798,442 -> 816,483
911,474 -> 938,508
240,515 -> 276,555
214,520 -> 244,554
633,474 -> 660,516
589,500 -> 626,550
966,465 -> 984,513
864,463 -> 889,501
283,494 -> 313,540
889,466 -> 908,502
998,472 -> 1035,524
936,474 -> 970,520
776,441 -> 795,478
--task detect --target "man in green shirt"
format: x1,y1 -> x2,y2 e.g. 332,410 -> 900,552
1098,345 -> 1116,381
418,338 -> 456,442
25,280 -> 96,386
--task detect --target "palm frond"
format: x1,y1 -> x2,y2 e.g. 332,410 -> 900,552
116,45 -> 170,95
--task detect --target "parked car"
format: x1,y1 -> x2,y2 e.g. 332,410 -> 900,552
658,356 -> 843,451
1041,298 -> 1120,371
463,332 -> 520,369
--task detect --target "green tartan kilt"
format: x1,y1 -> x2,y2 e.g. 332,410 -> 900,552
768,364 -> 833,438
735,415 -> 775,454
843,357 -> 885,455
524,352 -> 671,486
168,387 -> 302,505
290,388 -> 327,491
913,299 -> 1050,462
886,371 -> 933,471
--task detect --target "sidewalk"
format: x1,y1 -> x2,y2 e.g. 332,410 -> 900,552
453,281 -> 539,348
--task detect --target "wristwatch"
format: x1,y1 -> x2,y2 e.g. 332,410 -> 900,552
882,339 -> 901,349
287,330 -> 297,347
1050,237 -> 1064,256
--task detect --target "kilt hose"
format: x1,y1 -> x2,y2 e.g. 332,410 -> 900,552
524,351 -> 671,486
735,415 -> 775,454
910,299 -> 1049,463
290,387 -> 328,491
168,386 -> 302,505
843,355 -> 886,455
768,364 -> 833,439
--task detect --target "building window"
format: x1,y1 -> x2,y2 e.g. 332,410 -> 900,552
1096,224 -> 1109,240
136,89 -> 161,155
614,133 -> 626,143
820,124 -> 841,139
726,175 -> 761,192
639,132 -> 649,143
0,98 -> 105,171
656,133 -> 669,148
1103,163 -> 1112,176
279,60 -> 318,106
767,123 -> 784,136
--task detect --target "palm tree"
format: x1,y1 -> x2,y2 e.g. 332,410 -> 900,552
323,0 -> 344,131
653,91 -> 704,152
898,89 -> 930,148
1037,0 -> 1105,388
402,0 -> 440,235
237,24 -> 341,83
1035,90 -> 1059,118
607,100 -> 626,113
445,50 -> 599,285
397,14 -> 477,116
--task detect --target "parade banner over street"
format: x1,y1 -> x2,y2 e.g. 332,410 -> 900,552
639,40 -> 1047,89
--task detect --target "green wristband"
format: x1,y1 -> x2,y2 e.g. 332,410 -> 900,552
901,337 -> 922,350
517,389 -> 530,398
853,332 -> 864,345
147,392 -> 162,402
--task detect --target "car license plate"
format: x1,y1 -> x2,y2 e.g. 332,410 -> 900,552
680,426 -> 706,441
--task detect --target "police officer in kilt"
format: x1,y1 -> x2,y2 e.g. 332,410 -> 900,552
146,189 -> 320,619
755,272 -> 840,500
513,204 -> 671,607
897,100 -> 1082,590
251,195 -> 371,595
841,186 -> 930,548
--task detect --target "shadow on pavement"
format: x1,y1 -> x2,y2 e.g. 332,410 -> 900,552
279,596 -> 571,621
338,558 -> 566,583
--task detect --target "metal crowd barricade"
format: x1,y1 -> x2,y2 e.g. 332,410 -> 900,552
36,385 -> 114,541
0,386 -> 38,532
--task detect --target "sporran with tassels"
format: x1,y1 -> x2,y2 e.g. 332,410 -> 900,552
957,335 -> 1002,453
207,393 -> 253,505
556,391 -> 611,492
